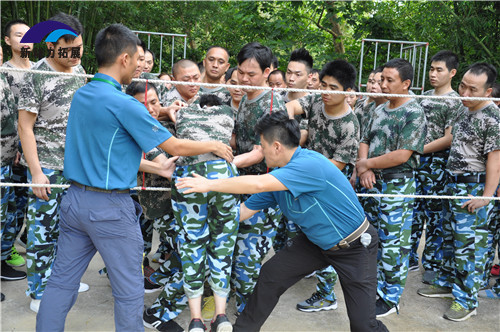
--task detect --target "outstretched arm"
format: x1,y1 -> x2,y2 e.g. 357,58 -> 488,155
176,173 -> 287,194
159,136 -> 233,163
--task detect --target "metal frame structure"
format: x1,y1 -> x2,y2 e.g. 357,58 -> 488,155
133,30 -> 188,75
358,38 -> 429,94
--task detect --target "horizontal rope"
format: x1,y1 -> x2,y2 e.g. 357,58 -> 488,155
1,66 -> 499,102
1,182 -> 499,200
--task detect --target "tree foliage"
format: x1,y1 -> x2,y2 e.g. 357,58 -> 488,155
2,1 -> 498,86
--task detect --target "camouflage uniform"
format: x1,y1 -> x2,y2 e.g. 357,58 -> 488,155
297,93 -> 361,303
173,102 -> 239,298
410,90 -> 462,271
2,61 -> 32,243
200,86 -> 231,105
361,99 -> 426,306
354,98 -> 377,138
433,103 -> 500,310
483,185 -> 499,290
1,73 -> 19,259
233,90 -> 284,312
18,58 -> 85,299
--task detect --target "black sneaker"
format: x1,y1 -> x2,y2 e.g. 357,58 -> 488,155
1,261 -> 27,280
375,298 -> 399,318
143,308 -> 184,332
210,314 -> 232,332
144,277 -> 162,293
188,318 -> 206,332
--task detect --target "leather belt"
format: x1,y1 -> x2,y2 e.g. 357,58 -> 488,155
329,218 -> 369,251
376,172 -> 414,181
449,174 -> 486,184
72,181 -> 130,194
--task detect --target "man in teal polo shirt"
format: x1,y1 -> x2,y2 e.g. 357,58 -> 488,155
36,24 -> 232,332
177,111 -> 388,332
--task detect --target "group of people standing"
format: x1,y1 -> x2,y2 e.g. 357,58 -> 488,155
1,11 -> 499,332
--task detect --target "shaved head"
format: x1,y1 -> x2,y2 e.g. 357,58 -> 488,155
172,59 -> 198,79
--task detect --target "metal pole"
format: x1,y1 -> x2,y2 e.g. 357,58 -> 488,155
387,42 -> 391,62
183,36 -> 187,59
158,34 -> 163,74
147,34 -> 151,49
421,43 -> 429,93
171,36 -> 175,71
374,41 -> 378,69
417,46 -> 423,91
358,40 -> 365,89
400,43 -> 403,58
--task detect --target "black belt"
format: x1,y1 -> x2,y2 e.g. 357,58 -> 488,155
376,172 -> 414,181
72,181 -> 130,194
449,174 -> 486,184
329,218 -> 369,251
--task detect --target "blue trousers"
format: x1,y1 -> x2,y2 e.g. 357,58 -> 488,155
36,185 -> 144,332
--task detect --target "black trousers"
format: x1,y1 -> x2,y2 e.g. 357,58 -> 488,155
234,224 -> 388,332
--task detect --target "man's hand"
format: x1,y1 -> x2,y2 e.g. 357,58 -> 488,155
176,173 -> 210,194
360,169 -> 376,189
356,158 -> 370,176
462,195 -> 490,213
31,172 -> 51,201
157,156 -> 179,181
159,100 -> 187,122
349,167 -> 357,190
13,151 -> 22,166
212,141 -> 234,163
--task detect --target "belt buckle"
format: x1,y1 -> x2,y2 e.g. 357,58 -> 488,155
338,239 -> 349,249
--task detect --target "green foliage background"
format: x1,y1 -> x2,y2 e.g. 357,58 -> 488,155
2,0 -> 499,88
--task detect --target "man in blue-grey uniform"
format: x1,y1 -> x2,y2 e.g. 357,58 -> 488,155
36,24 -> 233,331
177,111 -> 388,332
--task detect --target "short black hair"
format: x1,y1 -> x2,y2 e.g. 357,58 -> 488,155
370,66 -> 383,75
138,39 -> 146,53
172,59 -> 198,78
491,82 -> 500,99
145,48 -> 155,62
255,111 -> 300,148
206,46 -> 230,59
125,81 -> 158,97
95,24 -> 139,68
199,94 -> 223,108
319,60 -> 357,91
384,58 -> 414,85
289,48 -> 313,73
49,12 -> 83,43
310,68 -> 319,76
4,19 -> 29,38
466,62 -> 497,89
225,67 -> 237,82
431,50 -> 459,72
237,42 -> 273,72
271,54 -> 279,69
268,69 -> 286,82
197,61 -> 205,74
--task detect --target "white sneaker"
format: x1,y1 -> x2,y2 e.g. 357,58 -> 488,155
30,299 -> 41,313
78,282 -> 89,293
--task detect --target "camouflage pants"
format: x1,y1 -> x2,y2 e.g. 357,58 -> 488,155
411,155 -> 447,271
172,160 -> 239,298
363,176 -> 415,306
272,215 -> 299,252
11,164 -> 29,238
483,186 -> 500,288
434,176 -> 492,309
232,201 -> 281,313
1,165 -> 17,259
148,210 -> 189,322
26,168 -> 68,299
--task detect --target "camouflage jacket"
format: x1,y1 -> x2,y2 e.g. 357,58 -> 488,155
17,58 -> 86,170
1,73 -> 18,166
298,93 -> 360,165
137,147 -> 172,220
361,98 -> 426,173
354,98 -> 377,139
235,90 -> 286,174
199,86 -> 231,104
140,72 -> 169,102
175,103 -> 234,166
2,61 -> 34,106
447,103 -> 500,173
420,89 -> 462,146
